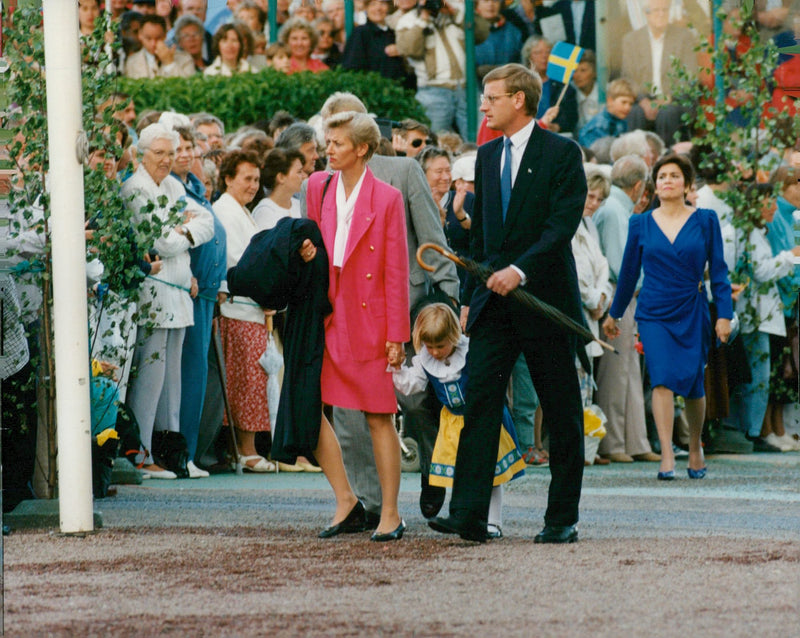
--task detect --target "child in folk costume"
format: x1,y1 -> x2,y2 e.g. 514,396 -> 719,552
392,304 -> 526,539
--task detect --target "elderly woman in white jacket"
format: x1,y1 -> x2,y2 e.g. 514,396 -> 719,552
723,184 -> 800,452
122,124 -> 213,479
571,170 -> 614,405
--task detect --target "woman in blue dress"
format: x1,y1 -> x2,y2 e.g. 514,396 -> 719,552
602,154 -> 733,480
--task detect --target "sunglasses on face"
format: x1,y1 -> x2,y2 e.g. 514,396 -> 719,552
410,138 -> 433,148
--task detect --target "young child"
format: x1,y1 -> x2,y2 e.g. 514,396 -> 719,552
578,78 -> 636,149
392,304 -> 526,539
265,43 -> 291,73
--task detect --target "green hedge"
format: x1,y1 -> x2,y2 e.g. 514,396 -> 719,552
119,68 -> 427,131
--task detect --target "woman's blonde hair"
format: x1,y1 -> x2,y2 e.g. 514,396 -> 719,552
412,303 -> 461,353
324,111 -> 380,161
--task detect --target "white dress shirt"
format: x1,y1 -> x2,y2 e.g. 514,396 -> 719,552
501,118 -> 536,283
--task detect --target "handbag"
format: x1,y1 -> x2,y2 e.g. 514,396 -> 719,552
151,431 -> 190,479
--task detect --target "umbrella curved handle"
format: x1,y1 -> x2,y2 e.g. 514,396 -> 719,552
416,242 -> 467,273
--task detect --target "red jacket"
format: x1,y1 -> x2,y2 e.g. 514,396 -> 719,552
306,168 -> 410,364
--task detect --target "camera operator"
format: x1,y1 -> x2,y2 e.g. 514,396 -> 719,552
395,0 -> 489,136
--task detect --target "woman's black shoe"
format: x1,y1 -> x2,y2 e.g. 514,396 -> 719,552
370,519 -> 406,542
318,500 -> 366,538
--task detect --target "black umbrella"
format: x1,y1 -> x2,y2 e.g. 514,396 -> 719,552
417,243 -> 618,355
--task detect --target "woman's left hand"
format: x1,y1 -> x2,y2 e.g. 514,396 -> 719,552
386,341 -> 405,367
715,318 -> 732,344
299,238 -> 317,262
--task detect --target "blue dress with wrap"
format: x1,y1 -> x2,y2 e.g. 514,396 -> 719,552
608,208 -> 733,399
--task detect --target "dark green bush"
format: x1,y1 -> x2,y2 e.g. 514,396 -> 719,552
119,68 -> 427,130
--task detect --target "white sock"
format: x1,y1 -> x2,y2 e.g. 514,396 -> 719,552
487,484 -> 503,528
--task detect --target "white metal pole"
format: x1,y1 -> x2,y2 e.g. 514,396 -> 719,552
42,0 -> 94,533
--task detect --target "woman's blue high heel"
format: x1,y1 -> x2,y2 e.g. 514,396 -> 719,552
687,467 -> 707,479
657,470 -> 675,481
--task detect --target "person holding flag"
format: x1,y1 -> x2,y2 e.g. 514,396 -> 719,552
521,36 -> 581,136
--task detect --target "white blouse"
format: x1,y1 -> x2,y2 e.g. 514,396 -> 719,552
121,167 -> 213,328
333,169 -> 367,268
214,192 -> 265,324
252,196 -> 301,231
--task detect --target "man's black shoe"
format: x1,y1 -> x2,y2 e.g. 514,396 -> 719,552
419,479 -> 446,519
428,515 -> 487,543
534,525 -> 578,544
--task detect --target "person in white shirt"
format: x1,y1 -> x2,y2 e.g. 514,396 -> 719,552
252,148 -> 306,230
125,15 -> 196,78
122,124 -> 214,479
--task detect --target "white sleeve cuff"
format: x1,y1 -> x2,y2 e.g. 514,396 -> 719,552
510,264 -> 527,286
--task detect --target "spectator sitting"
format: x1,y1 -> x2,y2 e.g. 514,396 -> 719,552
547,0 -> 596,50
125,14 -> 196,78
621,0 -> 698,144
578,78 -> 636,148
118,11 -> 144,69
279,16 -> 330,73
236,0 -> 267,36
474,0 -> 526,79
322,0 -> 347,51
205,23 -> 254,75
311,16 -> 342,68
174,14 -> 210,71
290,0 -> 318,23
573,49 -> 601,131
132,0 -> 157,15
341,0 -> 413,88
522,35 -> 579,136
155,0 -> 178,30
265,42 -> 292,72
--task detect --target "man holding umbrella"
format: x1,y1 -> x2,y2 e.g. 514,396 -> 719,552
429,63 -> 587,543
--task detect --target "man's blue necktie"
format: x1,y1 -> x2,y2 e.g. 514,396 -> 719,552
501,137 -> 512,222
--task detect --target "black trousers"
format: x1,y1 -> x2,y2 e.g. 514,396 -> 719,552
450,296 -> 585,527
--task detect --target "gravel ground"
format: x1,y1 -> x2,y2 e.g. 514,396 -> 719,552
4,453 -> 800,637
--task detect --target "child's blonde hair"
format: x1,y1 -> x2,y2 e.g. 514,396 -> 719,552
412,303 -> 461,353
607,78 -> 636,101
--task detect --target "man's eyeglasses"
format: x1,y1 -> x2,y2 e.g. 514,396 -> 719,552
410,138 -> 433,148
480,92 -> 515,105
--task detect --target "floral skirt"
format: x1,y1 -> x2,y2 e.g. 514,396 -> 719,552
219,317 -> 270,432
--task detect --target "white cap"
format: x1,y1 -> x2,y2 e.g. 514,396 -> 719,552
451,154 -> 475,182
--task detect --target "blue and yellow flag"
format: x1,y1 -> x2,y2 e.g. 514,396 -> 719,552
547,41 -> 584,85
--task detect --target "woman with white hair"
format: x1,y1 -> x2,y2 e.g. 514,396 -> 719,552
122,123 -> 213,479
300,111 -> 410,541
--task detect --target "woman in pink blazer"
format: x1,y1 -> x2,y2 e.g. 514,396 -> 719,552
301,111 -> 410,542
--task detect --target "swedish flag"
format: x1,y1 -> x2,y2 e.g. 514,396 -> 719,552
546,41 -> 584,85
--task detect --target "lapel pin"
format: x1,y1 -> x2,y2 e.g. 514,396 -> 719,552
527,168 -> 532,174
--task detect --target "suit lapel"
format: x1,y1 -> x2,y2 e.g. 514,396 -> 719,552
342,168 -> 377,266
502,125 -> 544,236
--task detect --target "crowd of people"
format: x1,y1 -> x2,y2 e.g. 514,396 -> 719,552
3,0 -> 800,540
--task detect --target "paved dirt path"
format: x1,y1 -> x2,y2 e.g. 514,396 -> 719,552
4,454 -> 800,636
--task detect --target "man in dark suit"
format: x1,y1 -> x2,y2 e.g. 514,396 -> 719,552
429,63 -> 587,544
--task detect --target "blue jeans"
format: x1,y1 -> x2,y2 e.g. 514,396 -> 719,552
416,85 -> 468,135
724,331 -> 770,438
